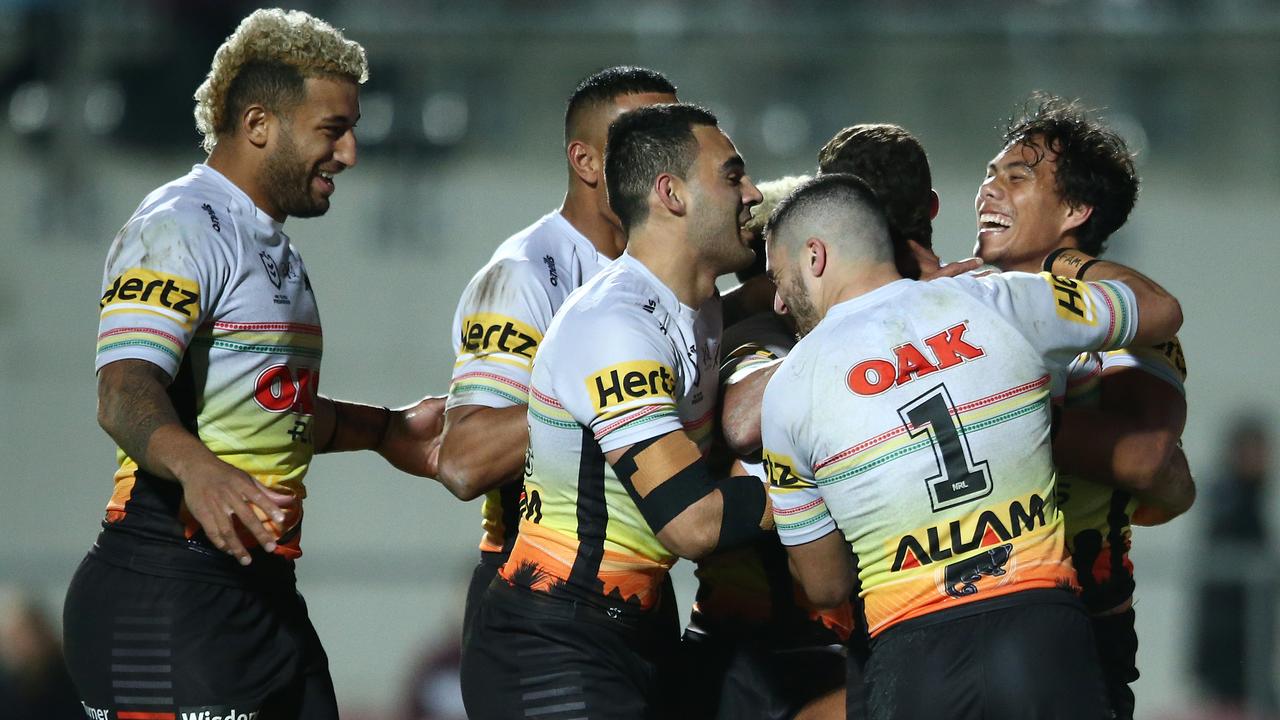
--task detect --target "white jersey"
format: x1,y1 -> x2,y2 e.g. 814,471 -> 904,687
500,253 -> 721,610
446,210 -> 611,554
763,272 -> 1138,637
95,164 -> 320,558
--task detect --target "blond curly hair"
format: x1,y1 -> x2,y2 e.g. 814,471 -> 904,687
193,8 -> 368,152
745,174 -> 812,239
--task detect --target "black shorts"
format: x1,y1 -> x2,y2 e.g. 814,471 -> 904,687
460,578 -> 681,720
462,551 -> 508,660
677,618 -> 846,720
1091,608 -> 1138,720
63,548 -> 337,719
862,590 -> 1107,720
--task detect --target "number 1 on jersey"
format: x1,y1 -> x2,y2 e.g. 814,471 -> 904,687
898,384 -> 993,512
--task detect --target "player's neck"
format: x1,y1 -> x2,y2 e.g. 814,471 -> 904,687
827,264 -> 903,310
627,226 -> 715,308
560,190 -> 625,260
206,146 -> 285,223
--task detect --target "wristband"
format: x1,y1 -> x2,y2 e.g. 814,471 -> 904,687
1074,258 -> 1100,279
1042,248 -> 1097,279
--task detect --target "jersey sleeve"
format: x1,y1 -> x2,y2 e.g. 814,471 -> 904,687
447,258 -> 554,410
1099,335 -> 1187,395
719,312 -> 795,386
761,362 -> 835,546
95,208 -> 227,379
955,271 -> 1140,368
552,307 -> 686,454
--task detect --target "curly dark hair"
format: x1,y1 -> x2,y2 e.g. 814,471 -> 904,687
1003,93 -> 1139,256
817,123 -> 934,251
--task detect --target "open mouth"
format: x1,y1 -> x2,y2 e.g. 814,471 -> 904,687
978,212 -> 1012,235
314,170 -> 336,196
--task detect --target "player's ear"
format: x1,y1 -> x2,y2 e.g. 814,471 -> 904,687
242,104 -> 271,149
656,173 -> 686,216
929,189 -> 941,220
567,139 -> 601,186
1062,202 -> 1093,234
806,237 -> 828,278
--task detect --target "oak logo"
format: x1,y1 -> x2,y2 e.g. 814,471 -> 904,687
846,322 -> 985,396
254,365 -> 318,415
1047,274 -> 1097,325
890,493 -> 1046,571
460,313 -> 541,359
100,268 -> 200,327
587,360 -> 675,413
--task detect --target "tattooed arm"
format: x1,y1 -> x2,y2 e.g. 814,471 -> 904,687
96,359 -> 294,565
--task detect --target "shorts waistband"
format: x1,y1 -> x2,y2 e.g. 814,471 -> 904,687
91,528 -> 295,587
877,588 -> 1083,639
485,577 -> 665,634
480,549 -> 511,567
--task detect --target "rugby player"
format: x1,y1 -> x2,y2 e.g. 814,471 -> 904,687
459,103 -> 771,719
975,94 -> 1195,719
762,173 -> 1184,719
435,65 -> 677,664
681,175 -> 852,720
63,10 -> 443,717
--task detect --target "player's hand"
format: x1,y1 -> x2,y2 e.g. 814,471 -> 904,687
378,394 -> 447,478
911,240 -> 983,280
178,457 -> 296,565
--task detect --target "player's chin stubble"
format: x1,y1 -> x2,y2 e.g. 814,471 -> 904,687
262,130 -> 328,219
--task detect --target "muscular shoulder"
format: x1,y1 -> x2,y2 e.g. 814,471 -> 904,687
109,193 -> 238,278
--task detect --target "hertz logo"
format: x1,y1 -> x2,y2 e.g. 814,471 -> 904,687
762,449 -> 810,488
587,360 -> 675,413
460,313 -> 541,360
100,268 -> 199,327
1046,274 -> 1097,326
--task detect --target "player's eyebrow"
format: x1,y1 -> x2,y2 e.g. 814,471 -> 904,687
721,155 -> 745,174
321,112 -> 360,124
988,159 -> 1035,174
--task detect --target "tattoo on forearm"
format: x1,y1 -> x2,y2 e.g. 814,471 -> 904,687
106,364 -> 180,465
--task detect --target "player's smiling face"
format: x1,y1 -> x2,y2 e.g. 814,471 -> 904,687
686,125 -> 763,275
974,137 -> 1082,272
262,76 -> 360,220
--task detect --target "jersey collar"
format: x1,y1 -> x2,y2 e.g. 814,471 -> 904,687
550,211 -> 610,272
824,278 -> 915,322
193,164 -> 287,234
616,252 -> 699,322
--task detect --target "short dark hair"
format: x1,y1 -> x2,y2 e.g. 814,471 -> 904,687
220,61 -> 308,138
564,66 -> 676,144
1003,92 -> 1139,256
605,103 -> 718,233
766,172 -> 889,253
818,123 -> 934,251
